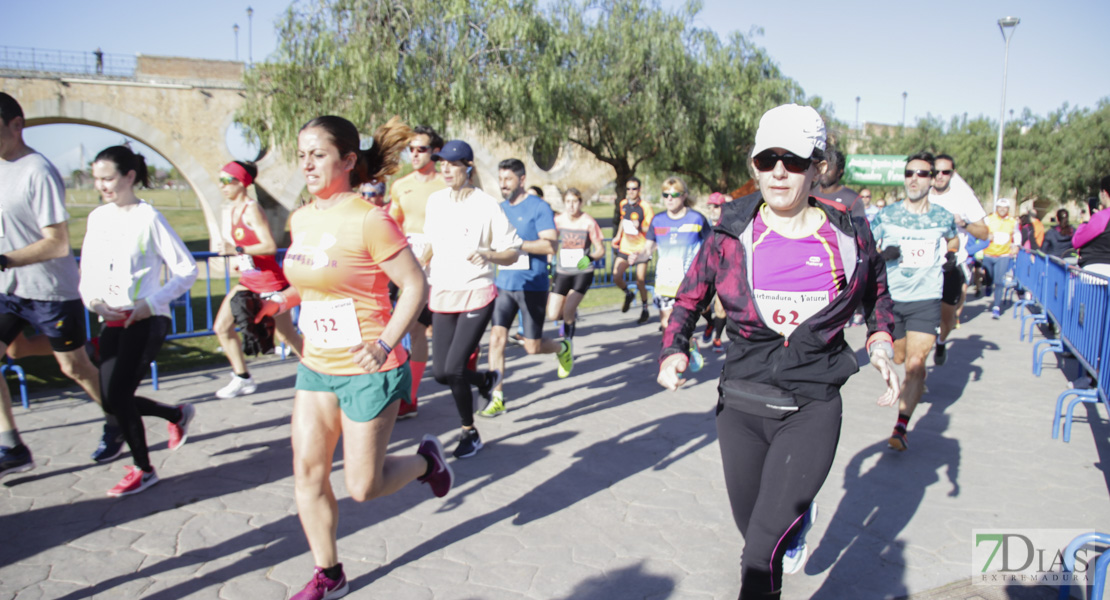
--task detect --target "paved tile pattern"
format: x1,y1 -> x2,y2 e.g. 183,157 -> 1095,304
1,295 -> 1108,599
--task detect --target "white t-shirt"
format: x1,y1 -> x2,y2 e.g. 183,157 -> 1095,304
423,188 -> 522,311
929,173 -> 986,262
0,151 -> 81,300
78,201 -> 197,317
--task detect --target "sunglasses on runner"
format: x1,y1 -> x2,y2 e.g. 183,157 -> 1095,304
626,186 -> 639,191
218,175 -> 238,185
935,169 -> 953,176
661,192 -> 683,199
409,145 -> 430,154
752,150 -> 812,174
360,190 -> 383,198
904,169 -> 934,178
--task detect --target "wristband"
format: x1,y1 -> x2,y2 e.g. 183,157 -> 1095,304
235,246 -> 245,255
0,255 -> 8,271
376,339 -> 392,355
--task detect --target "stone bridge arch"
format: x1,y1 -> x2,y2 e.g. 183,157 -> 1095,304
0,57 -> 303,251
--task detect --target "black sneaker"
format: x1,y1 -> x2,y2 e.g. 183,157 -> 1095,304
453,428 -> 484,459
637,308 -> 650,324
476,370 -> 502,402
91,425 -> 126,463
0,444 -> 34,480
933,342 -> 947,366
621,289 -> 635,313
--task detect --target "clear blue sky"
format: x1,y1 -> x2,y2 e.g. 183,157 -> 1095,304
4,0 -> 1108,172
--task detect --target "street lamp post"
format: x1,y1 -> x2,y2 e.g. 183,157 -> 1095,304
992,16 -> 1020,202
901,92 -> 907,127
855,96 -> 860,131
233,24 -> 239,61
247,6 -> 254,66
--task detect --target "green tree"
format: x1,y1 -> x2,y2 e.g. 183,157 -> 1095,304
237,0 -> 546,153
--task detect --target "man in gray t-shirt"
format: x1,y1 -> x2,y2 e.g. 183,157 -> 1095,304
0,93 -> 111,479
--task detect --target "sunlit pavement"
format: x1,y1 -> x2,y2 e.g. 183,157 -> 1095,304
1,293 -> 1103,599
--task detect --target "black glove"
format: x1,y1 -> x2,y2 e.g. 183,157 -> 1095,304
942,251 -> 957,272
880,245 -> 901,263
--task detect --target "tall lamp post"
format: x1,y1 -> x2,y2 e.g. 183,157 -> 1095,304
855,96 -> 861,131
247,6 -> 254,66
992,16 -> 1020,202
233,24 -> 239,61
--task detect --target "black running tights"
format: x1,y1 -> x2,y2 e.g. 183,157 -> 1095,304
99,316 -> 180,472
432,303 -> 494,427
716,394 -> 842,600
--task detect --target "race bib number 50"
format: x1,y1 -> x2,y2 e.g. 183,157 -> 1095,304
299,298 -> 362,348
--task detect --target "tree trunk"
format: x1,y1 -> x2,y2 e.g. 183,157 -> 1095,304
612,164 -> 634,225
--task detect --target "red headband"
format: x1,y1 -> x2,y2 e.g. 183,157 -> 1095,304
221,162 -> 253,186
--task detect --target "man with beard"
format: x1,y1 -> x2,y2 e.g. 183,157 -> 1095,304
870,152 -> 958,452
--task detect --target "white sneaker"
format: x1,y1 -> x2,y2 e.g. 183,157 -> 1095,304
216,373 -> 257,398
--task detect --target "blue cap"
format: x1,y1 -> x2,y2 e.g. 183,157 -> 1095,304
432,140 -> 473,163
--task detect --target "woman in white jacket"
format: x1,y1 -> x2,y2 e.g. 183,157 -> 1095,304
80,145 -> 198,497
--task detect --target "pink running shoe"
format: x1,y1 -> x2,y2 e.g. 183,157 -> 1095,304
291,565 -> 348,600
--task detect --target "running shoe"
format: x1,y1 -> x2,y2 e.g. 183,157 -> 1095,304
509,332 -> 526,346
712,339 -> 724,353
476,370 -> 502,403
556,339 -> 574,379
453,428 -> 483,459
91,424 -> 125,463
291,565 -> 348,600
689,343 -> 704,373
850,313 -> 865,327
888,428 -> 909,452
397,397 -> 418,420
933,342 -> 947,366
479,391 -> 506,418
0,444 -> 34,480
991,306 -> 1001,320
637,307 -> 650,324
216,373 -> 257,399
701,325 -> 713,344
984,285 -> 993,298
466,346 -> 481,372
782,502 -> 818,575
621,289 -> 635,313
107,465 -> 159,497
167,404 -> 196,451
416,434 -> 454,498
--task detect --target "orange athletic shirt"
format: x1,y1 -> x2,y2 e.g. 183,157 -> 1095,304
388,171 -> 447,235
284,193 -> 409,375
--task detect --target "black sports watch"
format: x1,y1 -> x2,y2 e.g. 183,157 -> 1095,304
0,255 -> 8,271
235,246 -> 246,255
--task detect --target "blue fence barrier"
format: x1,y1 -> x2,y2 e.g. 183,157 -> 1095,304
7,241 -> 655,407
1013,249 -> 1110,442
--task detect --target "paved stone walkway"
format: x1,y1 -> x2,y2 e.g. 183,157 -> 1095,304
1,293 -> 1108,599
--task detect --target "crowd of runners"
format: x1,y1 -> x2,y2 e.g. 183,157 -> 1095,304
2,87 -> 1110,600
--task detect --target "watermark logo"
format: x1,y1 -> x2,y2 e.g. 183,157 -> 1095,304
973,529 -> 1093,586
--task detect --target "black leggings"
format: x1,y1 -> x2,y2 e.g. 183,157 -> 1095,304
432,303 -> 494,427
99,316 -> 181,472
716,394 -> 843,600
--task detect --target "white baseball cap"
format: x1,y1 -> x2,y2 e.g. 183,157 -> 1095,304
750,104 -> 827,159
995,198 -> 1012,207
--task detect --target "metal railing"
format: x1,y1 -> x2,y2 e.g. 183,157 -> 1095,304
0,45 -> 136,78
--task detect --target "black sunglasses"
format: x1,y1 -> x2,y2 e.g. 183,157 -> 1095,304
904,169 -> 934,178
753,150 -> 811,174
935,169 -> 954,176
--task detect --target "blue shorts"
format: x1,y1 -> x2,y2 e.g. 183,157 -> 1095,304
0,294 -> 87,352
294,362 -> 412,422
